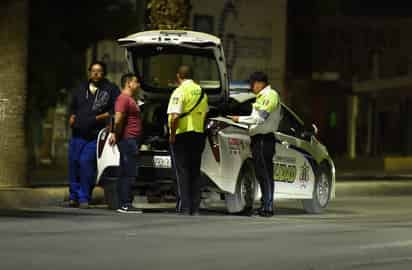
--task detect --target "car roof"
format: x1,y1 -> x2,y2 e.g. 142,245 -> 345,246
228,82 -> 304,125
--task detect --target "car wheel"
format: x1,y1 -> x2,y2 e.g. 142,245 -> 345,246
302,165 -> 331,214
225,161 -> 256,214
102,180 -> 120,210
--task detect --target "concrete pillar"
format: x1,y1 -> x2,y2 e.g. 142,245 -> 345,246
0,0 -> 29,187
347,95 -> 359,159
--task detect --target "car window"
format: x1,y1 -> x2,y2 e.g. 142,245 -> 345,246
132,46 -> 221,92
278,105 -> 304,138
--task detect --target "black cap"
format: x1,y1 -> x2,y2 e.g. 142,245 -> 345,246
248,71 -> 268,85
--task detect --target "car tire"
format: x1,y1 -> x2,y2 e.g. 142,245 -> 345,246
102,180 -> 120,210
302,164 -> 331,214
225,161 -> 257,214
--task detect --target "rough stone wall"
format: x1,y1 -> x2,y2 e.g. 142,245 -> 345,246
0,0 -> 28,186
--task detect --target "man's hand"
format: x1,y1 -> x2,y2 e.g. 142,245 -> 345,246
169,113 -> 179,145
69,115 -> 76,127
108,133 -> 117,146
96,112 -> 110,122
227,115 -> 239,122
169,134 -> 176,145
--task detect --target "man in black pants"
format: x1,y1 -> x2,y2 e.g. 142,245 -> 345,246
167,66 -> 208,215
230,72 -> 281,217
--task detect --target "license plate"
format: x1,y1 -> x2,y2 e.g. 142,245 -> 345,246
153,155 -> 172,168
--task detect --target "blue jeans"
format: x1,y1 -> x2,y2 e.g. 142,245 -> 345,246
68,137 -> 97,203
118,137 -> 140,207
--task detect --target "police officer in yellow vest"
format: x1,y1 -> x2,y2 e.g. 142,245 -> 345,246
167,65 -> 208,216
230,72 -> 281,217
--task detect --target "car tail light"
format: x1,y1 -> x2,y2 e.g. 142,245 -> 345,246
205,120 -> 229,162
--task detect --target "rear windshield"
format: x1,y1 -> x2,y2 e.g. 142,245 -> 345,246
131,45 -> 221,94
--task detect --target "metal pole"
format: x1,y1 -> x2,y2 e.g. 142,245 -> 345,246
347,95 -> 358,159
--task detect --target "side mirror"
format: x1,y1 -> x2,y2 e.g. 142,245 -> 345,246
301,123 -> 318,140
312,123 -> 318,135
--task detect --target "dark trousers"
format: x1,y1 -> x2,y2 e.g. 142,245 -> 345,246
68,137 -> 97,203
118,137 -> 140,208
170,132 -> 206,214
251,133 -> 276,211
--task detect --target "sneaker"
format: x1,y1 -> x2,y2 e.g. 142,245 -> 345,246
79,202 -> 90,209
67,200 -> 79,208
117,205 -> 142,214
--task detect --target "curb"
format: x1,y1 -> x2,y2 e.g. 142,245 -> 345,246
337,174 -> 412,180
336,180 -> 412,197
0,186 -> 104,209
2,181 -> 412,209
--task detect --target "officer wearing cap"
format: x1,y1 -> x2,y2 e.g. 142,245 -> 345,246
167,65 -> 208,216
229,72 -> 281,217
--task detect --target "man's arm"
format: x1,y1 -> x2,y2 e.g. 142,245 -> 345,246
238,111 -> 266,124
98,84 -> 121,122
109,112 -> 125,145
229,110 -> 265,125
232,92 -> 278,125
166,89 -> 183,144
69,89 -> 77,127
169,113 -> 180,144
96,112 -> 111,122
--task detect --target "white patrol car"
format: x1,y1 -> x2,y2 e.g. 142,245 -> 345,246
96,30 -> 336,214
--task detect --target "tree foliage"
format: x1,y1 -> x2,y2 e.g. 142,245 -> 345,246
146,0 -> 191,29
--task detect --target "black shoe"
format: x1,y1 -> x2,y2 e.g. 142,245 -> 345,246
256,206 -> 265,216
259,210 -> 274,217
242,206 -> 254,216
117,205 -> 142,214
178,209 -> 191,216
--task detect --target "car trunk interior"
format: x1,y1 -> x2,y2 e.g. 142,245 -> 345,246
140,101 -> 169,151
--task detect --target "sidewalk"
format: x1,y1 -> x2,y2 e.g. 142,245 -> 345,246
335,156 -> 412,180
2,179 -> 412,209
0,186 -> 105,209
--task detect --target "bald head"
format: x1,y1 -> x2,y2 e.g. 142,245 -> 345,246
177,65 -> 193,80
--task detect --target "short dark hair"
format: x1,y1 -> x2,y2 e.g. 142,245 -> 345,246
249,71 -> 268,85
177,65 -> 193,80
88,60 -> 107,75
120,73 -> 137,89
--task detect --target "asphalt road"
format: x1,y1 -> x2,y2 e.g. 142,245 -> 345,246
1,196 -> 412,270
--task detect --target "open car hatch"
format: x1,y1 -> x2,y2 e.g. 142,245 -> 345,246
118,30 -> 228,104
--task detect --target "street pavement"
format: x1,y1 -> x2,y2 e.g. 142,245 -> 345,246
1,196 -> 412,270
